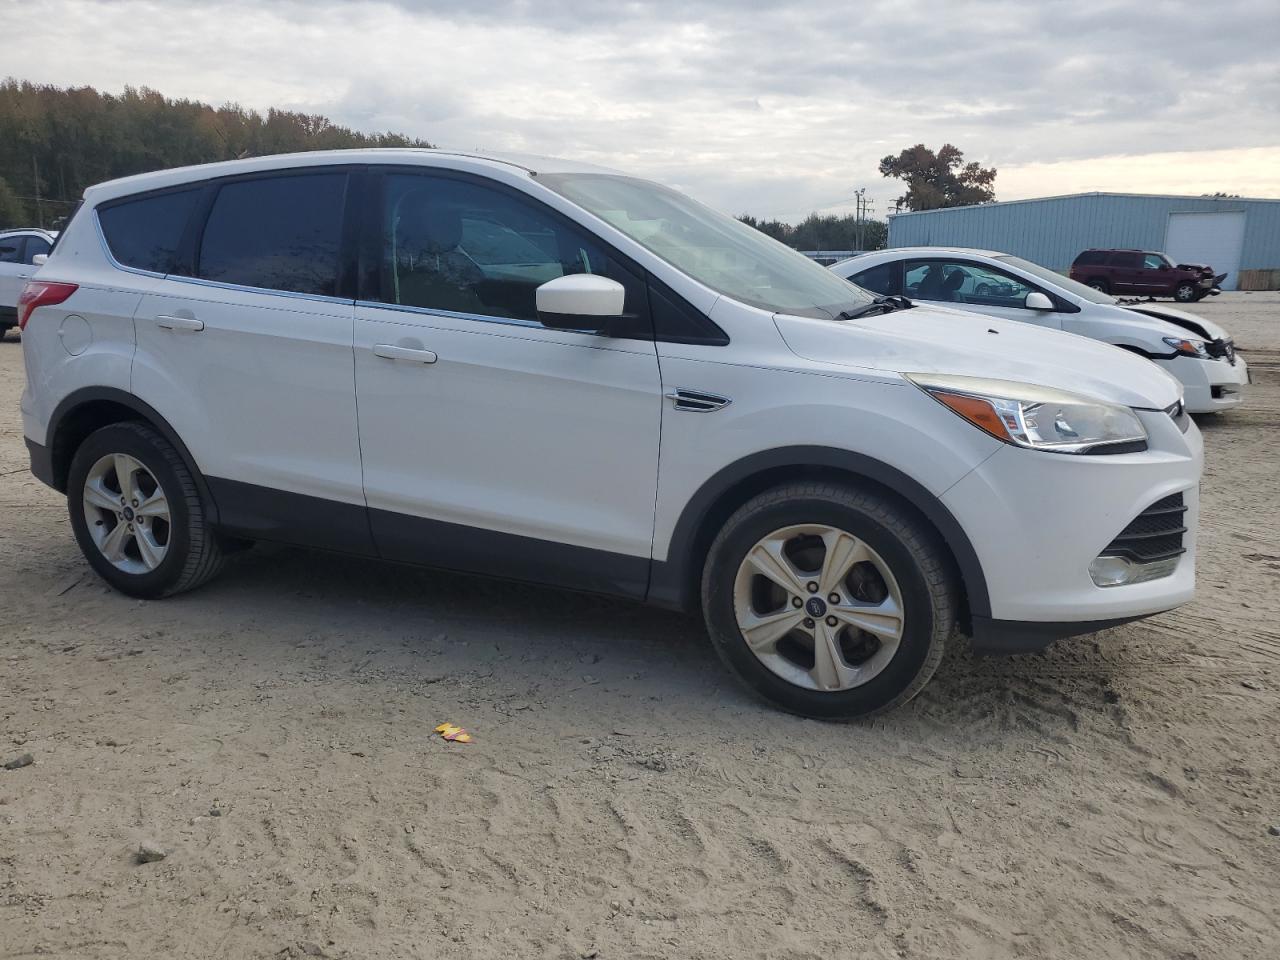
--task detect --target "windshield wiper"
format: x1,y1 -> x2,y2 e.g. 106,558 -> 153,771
833,295 -> 914,321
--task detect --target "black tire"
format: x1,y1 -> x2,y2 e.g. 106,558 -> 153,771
701,482 -> 956,719
1086,279 -> 1109,294
1174,282 -> 1197,303
67,421 -> 225,599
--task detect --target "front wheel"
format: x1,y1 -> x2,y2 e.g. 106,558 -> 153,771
67,421 -> 225,599
701,482 -> 956,719
1174,282 -> 1197,303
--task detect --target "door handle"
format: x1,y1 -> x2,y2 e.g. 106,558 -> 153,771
156,315 -> 205,332
373,344 -> 437,364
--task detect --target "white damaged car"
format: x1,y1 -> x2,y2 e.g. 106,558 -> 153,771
834,247 -> 1249,413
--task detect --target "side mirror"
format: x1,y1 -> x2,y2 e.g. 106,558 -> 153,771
1025,291 -> 1054,311
536,275 -> 625,332
32,253 -> 49,267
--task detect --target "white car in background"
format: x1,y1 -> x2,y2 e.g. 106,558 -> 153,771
833,247 -> 1249,413
0,229 -> 57,335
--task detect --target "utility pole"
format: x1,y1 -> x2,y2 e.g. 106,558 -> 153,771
32,154 -> 42,229
853,187 -> 866,252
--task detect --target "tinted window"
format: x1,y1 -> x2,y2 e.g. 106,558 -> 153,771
99,188 -> 201,273
24,236 -> 51,264
1108,251 -> 1140,268
0,237 -> 22,263
905,259 -> 1036,308
198,173 -> 347,296
850,262 -> 898,296
379,173 -> 616,323
1073,250 -> 1105,266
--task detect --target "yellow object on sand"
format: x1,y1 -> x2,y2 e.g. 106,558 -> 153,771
435,722 -> 473,743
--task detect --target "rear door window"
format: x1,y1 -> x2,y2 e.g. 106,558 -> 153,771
850,262 -> 899,296
197,173 -> 348,297
1108,252 -> 1141,268
98,188 -> 202,273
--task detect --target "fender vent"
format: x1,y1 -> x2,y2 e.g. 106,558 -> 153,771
665,389 -> 731,412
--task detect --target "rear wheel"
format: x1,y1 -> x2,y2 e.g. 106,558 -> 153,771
1174,282 -> 1197,302
701,482 -> 956,719
67,422 -> 225,598
1087,279 -> 1109,294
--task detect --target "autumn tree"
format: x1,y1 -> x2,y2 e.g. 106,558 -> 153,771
879,143 -> 996,211
0,79 -> 433,225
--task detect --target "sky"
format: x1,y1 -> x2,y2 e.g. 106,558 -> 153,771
6,0 -> 1279,222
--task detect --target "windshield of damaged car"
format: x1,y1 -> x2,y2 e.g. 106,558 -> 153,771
537,173 -> 874,319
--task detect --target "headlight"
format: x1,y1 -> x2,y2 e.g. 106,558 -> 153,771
1162,336 -> 1210,358
906,374 -> 1148,454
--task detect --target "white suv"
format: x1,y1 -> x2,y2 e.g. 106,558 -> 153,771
20,150 -> 1202,717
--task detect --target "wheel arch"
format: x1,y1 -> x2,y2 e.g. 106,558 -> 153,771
647,446 -> 990,625
44,387 -> 219,524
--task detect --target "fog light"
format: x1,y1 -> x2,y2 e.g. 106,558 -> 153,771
1089,555 -> 1180,587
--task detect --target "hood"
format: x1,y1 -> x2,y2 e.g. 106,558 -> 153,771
774,304 -> 1182,410
1120,302 -> 1231,342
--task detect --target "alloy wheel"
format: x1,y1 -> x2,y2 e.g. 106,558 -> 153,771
82,453 -> 171,574
732,524 -> 905,692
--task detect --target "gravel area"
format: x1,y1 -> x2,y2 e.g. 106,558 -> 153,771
1,295 -> 1277,960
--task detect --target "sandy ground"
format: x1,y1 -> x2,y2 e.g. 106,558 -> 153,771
1,294 -> 1278,960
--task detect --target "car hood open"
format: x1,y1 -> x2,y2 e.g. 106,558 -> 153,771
774,304 -> 1182,410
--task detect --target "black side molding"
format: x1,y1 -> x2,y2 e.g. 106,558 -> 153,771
968,613 -> 1159,655
648,445 -> 991,619
26,438 -> 56,488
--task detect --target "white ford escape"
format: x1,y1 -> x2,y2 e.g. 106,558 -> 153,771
20,150 -> 1202,717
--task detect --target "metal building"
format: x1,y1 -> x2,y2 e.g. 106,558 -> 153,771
887,192 -> 1280,290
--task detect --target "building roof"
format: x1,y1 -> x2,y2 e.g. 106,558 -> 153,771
889,191 -> 1280,218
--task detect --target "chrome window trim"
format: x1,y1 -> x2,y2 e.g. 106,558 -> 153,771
165,274 -> 354,306
355,299 -> 547,330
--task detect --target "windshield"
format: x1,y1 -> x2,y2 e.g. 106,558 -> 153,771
995,254 -> 1118,305
537,173 -> 874,319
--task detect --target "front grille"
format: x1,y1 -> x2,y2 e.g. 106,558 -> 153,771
1101,493 -> 1187,564
1207,338 -> 1236,365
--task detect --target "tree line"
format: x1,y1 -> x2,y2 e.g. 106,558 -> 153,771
0,79 -> 997,257
0,79 -> 432,228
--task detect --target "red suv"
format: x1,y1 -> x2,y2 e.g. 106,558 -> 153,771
1069,249 -> 1222,303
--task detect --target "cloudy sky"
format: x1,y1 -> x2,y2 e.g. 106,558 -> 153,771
7,0 -> 1279,220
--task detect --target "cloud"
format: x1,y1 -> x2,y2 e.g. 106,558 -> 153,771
6,0 -> 1278,220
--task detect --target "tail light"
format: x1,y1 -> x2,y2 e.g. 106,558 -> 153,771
17,281 -> 78,331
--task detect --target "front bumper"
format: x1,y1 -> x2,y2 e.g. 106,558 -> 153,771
943,407 -> 1201,642
1169,354 -> 1249,413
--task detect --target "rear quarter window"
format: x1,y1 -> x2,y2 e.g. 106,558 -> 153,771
98,188 -> 202,273
1073,251 -> 1106,266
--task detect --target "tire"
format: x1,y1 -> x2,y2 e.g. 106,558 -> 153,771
67,421 -> 225,599
1087,279 -> 1109,294
1174,283 -> 1197,303
701,482 -> 956,719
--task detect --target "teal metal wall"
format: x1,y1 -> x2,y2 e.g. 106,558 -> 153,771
887,193 -> 1280,281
